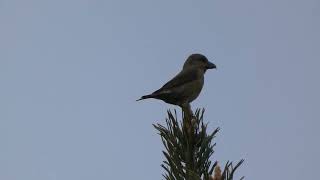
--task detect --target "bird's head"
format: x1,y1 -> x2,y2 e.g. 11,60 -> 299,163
183,54 -> 216,71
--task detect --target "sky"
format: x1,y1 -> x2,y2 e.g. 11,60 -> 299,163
1,0 -> 319,179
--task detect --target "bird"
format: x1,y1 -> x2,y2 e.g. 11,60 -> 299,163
137,54 -> 216,115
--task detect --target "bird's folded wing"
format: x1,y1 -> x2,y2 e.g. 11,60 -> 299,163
153,68 -> 199,94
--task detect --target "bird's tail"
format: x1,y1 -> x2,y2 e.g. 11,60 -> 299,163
136,94 -> 154,101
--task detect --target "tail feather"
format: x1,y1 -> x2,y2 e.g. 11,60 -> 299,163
136,94 -> 154,101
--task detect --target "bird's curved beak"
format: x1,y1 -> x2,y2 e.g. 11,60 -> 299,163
206,61 -> 216,69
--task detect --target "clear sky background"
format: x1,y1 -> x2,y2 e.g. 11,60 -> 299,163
1,0 -> 319,179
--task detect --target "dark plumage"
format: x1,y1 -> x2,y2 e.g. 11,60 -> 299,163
137,54 -> 216,113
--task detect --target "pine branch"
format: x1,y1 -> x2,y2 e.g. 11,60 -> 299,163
153,108 -> 244,180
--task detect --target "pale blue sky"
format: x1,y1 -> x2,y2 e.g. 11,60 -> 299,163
1,0 -> 319,179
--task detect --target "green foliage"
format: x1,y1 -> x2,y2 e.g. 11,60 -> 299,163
153,109 -> 244,180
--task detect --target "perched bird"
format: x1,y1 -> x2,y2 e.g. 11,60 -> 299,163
137,54 -> 216,114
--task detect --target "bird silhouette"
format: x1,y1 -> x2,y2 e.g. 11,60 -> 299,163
137,54 -> 216,115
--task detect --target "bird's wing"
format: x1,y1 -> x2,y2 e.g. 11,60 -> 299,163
153,68 -> 200,94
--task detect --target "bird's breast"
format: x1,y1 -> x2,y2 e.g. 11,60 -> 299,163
189,78 -> 204,102
178,76 -> 204,104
